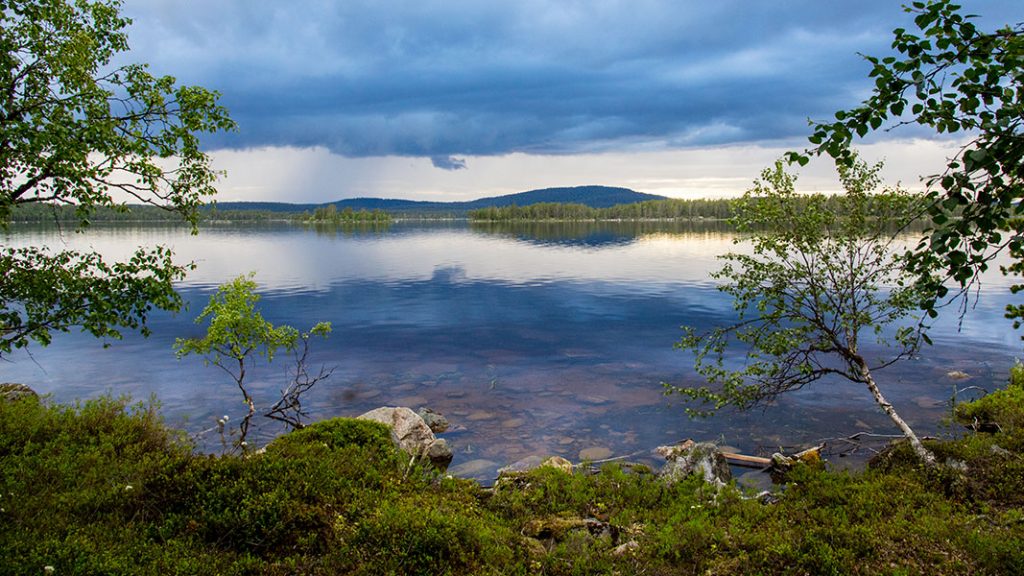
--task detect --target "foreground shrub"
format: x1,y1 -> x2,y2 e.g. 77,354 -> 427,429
955,361 -> 1024,434
2,390 -> 1024,575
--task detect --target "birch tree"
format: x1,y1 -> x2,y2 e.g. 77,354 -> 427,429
668,156 -> 939,466
174,275 -> 331,449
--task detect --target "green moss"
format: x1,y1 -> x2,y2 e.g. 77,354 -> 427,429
268,417 -> 397,457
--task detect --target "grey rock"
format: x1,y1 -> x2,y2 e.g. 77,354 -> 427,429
945,458 -> 969,472
498,455 -> 547,476
357,406 -> 453,469
0,383 -> 38,402
417,408 -> 450,433
655,439 -> 695,460
659,441 -> 731,489
425,438 -> 453,469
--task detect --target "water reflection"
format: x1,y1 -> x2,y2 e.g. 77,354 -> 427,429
2,221 -> 1021,482
468,220 -> 735,249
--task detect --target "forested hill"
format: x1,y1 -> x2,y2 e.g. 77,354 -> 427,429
456,186 -> 665,209
213,186 -> 666,215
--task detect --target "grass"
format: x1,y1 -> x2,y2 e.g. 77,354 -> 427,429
2,376 -> 1024,575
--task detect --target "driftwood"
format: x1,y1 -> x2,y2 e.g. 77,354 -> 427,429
721,444 -> 824,469
721,452 -> 772,468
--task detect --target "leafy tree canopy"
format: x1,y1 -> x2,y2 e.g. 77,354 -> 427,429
0,0 -> 235,356
789,0 -> 1023,326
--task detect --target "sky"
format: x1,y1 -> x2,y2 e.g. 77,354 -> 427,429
119,1 -> 1022,204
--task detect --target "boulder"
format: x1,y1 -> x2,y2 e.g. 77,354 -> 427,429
658,441 -> 731,489
0,383 -> 38,403
357,406 -> 453,470
540,456 -> 574,474
425,438 -> 453,467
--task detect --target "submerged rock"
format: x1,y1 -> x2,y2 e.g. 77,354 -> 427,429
498,455 -> 574,476
447,459 -> 499,477
357,406 -> 453,470
578,446 -> 612,461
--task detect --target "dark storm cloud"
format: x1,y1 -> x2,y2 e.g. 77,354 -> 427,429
122,0 -> 1022,158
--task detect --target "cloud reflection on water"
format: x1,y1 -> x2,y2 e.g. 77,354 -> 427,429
3,221 -> 1021,481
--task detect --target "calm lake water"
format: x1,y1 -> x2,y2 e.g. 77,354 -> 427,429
3,221 -> 1021,481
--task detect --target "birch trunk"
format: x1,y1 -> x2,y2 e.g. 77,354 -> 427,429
855,357 -> 937,467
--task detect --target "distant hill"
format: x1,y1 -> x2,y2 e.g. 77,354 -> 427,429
211,186 -> 667,215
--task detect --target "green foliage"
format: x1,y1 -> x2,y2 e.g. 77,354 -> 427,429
3,389 -> 1024,575
794,0 -> 1024,331
9,201 -> 287,223
1,244 -> 188,354
0,395 -> 202,573
670,157 -> 930,413
175,274 -> 306,369
468,194 -> 926,225
955,360 -> 1024,434
268,417 -> 397,455
175,274 -> 332,444
0,0 -> 235,356
337,495 -> 515,575
670,155 -> 941,464
305,204 -> 390,224
0,394 -> 524,575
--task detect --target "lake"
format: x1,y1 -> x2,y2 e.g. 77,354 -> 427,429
3,220 -> 1021,481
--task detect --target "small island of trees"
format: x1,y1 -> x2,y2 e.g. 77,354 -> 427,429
303,204 -> 389,224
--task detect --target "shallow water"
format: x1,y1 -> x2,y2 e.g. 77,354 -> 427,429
3,221 -> 1020,481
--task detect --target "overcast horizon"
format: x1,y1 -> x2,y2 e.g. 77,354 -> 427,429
121,1 -> 1021,204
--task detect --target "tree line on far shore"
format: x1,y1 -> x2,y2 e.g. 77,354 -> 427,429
467,193 -> 927,222
6,202 -> 390,225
